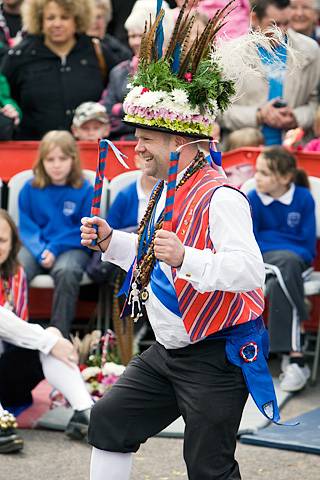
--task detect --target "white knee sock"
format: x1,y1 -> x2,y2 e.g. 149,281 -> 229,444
90,447 -> 132,480
40,353 -> 94,411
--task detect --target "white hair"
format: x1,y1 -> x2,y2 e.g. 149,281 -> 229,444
125,0 -> 174,39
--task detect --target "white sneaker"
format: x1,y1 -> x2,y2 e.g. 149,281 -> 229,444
279,363 -> 311,392
280,354 -> 290,372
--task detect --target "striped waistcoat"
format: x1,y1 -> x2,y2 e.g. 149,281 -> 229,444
172,165 -> 264,342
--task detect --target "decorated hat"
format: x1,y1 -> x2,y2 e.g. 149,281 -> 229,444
123,0 -> 236,139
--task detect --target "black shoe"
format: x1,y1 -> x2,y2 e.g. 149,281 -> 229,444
0,411 -> 24,453
65,408 -> 91,441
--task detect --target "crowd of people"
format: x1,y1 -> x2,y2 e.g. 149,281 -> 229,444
0,0 -> 318,473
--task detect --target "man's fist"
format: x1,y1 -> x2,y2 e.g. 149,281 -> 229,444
154,230 -> 185,267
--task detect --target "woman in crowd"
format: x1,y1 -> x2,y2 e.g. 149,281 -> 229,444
0,209 -> 93,452
1,0 -> 120,140
248,147 -> 316,392
100,0 -> 174,140
87,0 -> 132,64
18,130 -> 93,337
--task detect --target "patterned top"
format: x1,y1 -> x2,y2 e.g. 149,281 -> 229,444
0,265 -> 28,321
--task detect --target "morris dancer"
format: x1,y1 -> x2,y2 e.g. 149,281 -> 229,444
81,2 -> 282,479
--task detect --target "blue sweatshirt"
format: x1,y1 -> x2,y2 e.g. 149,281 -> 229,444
107,181 -> 139,230
19,179 -> 93,261
247,186 -> 316,264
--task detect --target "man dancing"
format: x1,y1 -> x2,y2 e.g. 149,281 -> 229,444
81,2 -> 281,479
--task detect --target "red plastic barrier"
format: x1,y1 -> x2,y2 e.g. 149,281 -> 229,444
0,141 -> 137,182
223,147 -> 320,177
0,143 -> 319,181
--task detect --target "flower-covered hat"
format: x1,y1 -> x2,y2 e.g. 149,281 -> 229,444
123,0 -> 236,139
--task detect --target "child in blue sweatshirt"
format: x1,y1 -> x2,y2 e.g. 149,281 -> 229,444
248,147 -> 316,393
18,131 -> 93,337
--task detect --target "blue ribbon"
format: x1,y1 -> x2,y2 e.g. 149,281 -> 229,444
156,0 -> 164,59
150,261 -> 181,317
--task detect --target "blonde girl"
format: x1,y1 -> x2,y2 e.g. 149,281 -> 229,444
18,131 -> 93,337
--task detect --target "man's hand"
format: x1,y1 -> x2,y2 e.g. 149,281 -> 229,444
46,327 -> 79,368
258,100 -> 297,130
275,106 -> 298,130
80,216 -> 113,252
154,230 -> 185,267
40,249 -> 55,269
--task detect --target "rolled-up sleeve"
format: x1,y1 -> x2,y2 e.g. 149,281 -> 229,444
178,187 -> 265,292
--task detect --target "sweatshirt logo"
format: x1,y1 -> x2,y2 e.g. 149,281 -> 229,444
63,201 -> 76,216
287,212 -> 301,228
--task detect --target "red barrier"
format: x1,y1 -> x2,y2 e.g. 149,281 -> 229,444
0,141 -> 137,182
0,143 -> 319,182
223,147 -> 320,177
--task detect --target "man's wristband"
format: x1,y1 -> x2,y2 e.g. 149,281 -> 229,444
97,229 -> 113,253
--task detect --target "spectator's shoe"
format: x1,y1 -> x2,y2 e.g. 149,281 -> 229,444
65,408 -> 91,441
0,411 -> 24,453
280,354 -> 290,372
280,363 -> 311,392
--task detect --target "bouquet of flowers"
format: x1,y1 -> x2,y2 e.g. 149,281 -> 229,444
79,330 -> 126,401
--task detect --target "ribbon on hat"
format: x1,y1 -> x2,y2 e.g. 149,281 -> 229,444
208,141 -> 227,179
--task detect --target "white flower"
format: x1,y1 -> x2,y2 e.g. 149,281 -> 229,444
81,366 -> 101,381
102,362 -> 126,376
171,89 -> 189,106
136,90 -> 164,107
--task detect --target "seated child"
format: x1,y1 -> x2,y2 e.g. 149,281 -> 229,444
247,146 -> 316,392
18,131 -> 93,337
71,102 -> 110,142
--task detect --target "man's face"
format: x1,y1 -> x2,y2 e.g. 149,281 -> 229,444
252,5 -> 291,34
289,0 -> 318,36
134,128 -> 177,180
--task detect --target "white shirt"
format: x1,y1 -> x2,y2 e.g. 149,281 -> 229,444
103,182 -> 265,349
0,306 -> 58,356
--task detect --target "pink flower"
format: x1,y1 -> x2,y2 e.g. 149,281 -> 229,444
102,374 -> 119,386
141,87 -> 150,94
184,72 -> 192,83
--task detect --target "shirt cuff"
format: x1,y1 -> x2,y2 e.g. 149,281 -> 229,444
177,246 -> 210,283
101,229 -> 137,271
38,330 -> 59,355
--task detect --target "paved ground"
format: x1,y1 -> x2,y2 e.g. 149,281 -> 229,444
1,364 -> 320,479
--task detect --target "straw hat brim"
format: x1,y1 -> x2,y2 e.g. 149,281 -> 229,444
123,120 -> 212,140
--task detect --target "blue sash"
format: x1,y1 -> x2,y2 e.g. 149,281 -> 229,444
150,260 -> 181,317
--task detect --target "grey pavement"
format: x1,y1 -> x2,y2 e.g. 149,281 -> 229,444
1,363 -> 320,480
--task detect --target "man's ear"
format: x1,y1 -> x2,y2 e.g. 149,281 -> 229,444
250,11 -> 260,29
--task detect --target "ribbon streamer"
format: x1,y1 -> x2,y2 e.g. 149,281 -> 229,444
163,151 -> 180,231
91,139 -> 129,245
